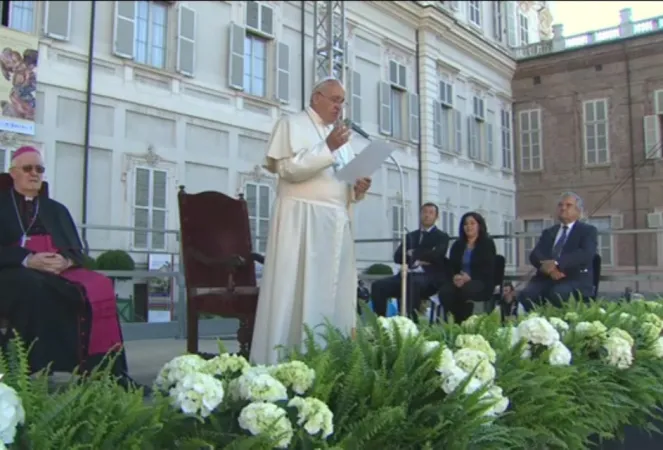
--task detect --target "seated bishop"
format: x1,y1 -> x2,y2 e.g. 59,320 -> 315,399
0,146 -> 131,383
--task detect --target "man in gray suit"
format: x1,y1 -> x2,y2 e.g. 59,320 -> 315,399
519,192 -> 598,310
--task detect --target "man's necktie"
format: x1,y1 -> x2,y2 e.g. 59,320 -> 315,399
552,226 -> 568,259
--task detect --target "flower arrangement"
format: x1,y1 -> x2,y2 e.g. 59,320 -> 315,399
3,299 -> 663,448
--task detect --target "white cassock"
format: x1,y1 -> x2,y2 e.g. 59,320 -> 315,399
250,106 -> 364,365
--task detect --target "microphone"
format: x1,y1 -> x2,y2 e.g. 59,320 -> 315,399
343,118 -> 371,140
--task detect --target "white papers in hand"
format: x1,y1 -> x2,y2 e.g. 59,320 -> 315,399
335,140 -> 395,183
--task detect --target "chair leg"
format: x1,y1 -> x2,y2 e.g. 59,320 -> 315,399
237,316 -> 253,359
187,305 -> 198,355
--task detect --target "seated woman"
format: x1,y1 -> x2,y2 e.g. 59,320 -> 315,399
440,212 -> 496,323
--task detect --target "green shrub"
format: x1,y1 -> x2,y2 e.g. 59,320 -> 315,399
95,250 -> 135,281
364,263 -> 393,275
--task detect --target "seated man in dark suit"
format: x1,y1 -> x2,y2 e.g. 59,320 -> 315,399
371,203 -> 449,320
519,192 -> 598,310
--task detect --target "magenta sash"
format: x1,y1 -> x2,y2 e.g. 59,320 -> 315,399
21,235 -> 123,355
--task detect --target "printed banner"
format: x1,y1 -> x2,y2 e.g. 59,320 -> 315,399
0,27 -> 37,135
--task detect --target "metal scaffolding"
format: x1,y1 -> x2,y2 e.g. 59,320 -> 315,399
312,1 -> 346,85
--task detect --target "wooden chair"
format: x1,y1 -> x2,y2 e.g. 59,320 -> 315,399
488,255 -> 507,311
177,186 -> 259,358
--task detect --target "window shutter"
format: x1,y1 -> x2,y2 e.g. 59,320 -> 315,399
505,1 -> 516,47
151,170 -> 168,250
468,117 -> 477,159
351,70 -> 362,124
454,109 -> 462,154
176,4 -> 196,77
228,23 -> 246,90
113,0 -> 136,59
44,0 -> 72,41
275,41 -> 290,103
378,81 -> 392,135
133,168 -> 150,248
486,122 -> 494,164
433,101 -> 442,148
408,93 -> 420,143
655,90 -> 663,115
0,149 -> 5,172
644,115 -> 662,159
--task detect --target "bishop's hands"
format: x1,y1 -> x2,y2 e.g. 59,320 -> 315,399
540,259 -> 566,281
326,122 -> 350,152
27,252 -> 72,275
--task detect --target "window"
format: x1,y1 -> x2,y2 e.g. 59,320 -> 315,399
518,13 -> 529,45
587,217 -> 613,265
469,1 -> 481,27
503,218 -> 515,266
135,1 -> 167,69
644,90 -> 663,159
519,109 -> 542,171
434,80 -> 455,152
583,99 -> 609,165
133,168 -> 168,250
391,205 -> 405,252
8,1 -> 35,34
455,96 -> 466,154
0,149 -> 10,172
523,219 -> 543,264
378,79 -> 420,144
245,183 -> 271,253
492,1 -> 503,42
441,210 -> 456,236
391,88 -> 404,140
500,108 -> 512,170
243,35 -> 267,97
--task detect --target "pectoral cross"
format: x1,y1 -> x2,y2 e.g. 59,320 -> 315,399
20,235 -> 30,247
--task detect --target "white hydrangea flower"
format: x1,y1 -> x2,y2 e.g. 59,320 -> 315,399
608,328 -> 634,347
238,402 -> 294,449
154,354 -> 206,392
548,341 -> 572,366
169,372 -> 225,418
641,322 -> 662,341
422,341 -> 441,357
575,321 -> 608,340
643,312 -> 663,330
619,312 -> 635,323
455,334 -> 497,363
242,365 -> 273,377
270,361 -> 316,395
436,347 -> 456,373
564,312 -> 579,323
517,317 -> 560,347
440,365 -> 469,395
287,396 -> 334,438
598,308 -> 607,315
461,315 -> 482,330
236,372 -> 289,403
602,335 -> 633,370
521,345 -> 532,359
480,385 -> 510,417
202,353 -> 250,377
549,317 -> 570,335
378,316 -> 419,338
0,381 -> 25,444
462,377 -> 484,395
453,348 -> 496,384
652,337 -> 663,358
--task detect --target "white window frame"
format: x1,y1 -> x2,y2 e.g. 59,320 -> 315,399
244,182 -> 272,254
583,99 -> 610,166
9,0 -> 36,34
134,0 -> 168,69
587,216 -> 614,266
501,108 -> 512,170
522,219 -> 543,266
390,87 -> 407,141
468,1 -> 481,27
518,12 -> 529,46
132,166 -> 169,251
503,218 -> 515,266
519,109 -> 543,172
441,210 -> 456,236
243,33 -> 268,98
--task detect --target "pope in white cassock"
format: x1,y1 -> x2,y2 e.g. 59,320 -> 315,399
250,77 -> 372,365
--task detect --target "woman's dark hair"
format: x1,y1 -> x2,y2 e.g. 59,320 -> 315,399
458,211 -> 489,243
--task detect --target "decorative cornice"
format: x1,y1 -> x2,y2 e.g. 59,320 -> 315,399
437,59 -> 461,75
468,76 -> 492,91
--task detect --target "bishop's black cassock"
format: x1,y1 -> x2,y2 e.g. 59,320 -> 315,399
0,188 -> 127,375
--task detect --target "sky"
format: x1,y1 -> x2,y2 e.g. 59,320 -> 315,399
551,1 -> 663,36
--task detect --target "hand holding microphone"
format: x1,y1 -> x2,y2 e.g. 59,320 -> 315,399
326,119 -> 351,152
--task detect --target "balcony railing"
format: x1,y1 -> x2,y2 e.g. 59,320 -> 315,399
514,9 -> 663,59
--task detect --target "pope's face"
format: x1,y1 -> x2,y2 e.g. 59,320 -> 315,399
312,81 -> 345,125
